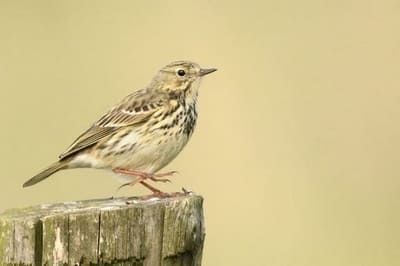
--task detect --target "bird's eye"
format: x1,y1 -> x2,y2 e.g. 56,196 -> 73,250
177,69 -> 186,76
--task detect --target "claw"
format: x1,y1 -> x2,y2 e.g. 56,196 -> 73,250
150,177 -> 171,183
181,187 -> 193,195
153,171 -> 178,177
117,182 -> 131,190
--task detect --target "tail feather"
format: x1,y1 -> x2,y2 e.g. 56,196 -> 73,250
23,161 -> 67,188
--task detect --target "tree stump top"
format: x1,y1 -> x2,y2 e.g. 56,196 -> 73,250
0,193 -> 205,265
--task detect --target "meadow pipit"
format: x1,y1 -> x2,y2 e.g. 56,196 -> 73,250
23,61 -> 217,195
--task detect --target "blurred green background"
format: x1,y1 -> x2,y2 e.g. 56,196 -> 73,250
1,1 -> 400,265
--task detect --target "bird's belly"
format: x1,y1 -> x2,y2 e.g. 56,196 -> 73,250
109,132 -> 190,173
70,124 -> 192,181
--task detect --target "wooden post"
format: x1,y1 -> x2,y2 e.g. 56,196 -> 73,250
0,194 -> 204,265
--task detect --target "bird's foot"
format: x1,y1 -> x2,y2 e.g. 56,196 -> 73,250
113,168 -> 177,195
113,168 -> 177,183
149,171 -> 178,183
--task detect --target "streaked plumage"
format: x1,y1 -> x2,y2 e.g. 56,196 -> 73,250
23,60 -> 216,193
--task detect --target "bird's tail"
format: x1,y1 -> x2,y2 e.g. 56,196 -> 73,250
23,161 -> 68,188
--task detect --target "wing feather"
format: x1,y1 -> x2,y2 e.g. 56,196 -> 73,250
59,90 -> 167,160
58,127 -> 119,160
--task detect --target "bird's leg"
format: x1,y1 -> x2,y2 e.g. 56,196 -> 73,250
113,168 -> 175,196
153,171 -> 178,177
116,176 -> 145,190
151,171 -> 178,182
117,179 -> 170,197
113,168 -> 176,183
140,181 -> 171,198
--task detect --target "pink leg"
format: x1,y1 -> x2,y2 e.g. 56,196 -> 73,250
112,168 -> 176,195
113,168 -> 176,182
140,181 -> 171,198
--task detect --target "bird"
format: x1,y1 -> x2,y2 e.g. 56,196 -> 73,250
23,60 -> 217,195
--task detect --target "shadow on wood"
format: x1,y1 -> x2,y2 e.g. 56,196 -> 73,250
0,194 -> 204,265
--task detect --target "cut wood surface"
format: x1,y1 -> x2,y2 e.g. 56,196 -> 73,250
0,194 -> 204,265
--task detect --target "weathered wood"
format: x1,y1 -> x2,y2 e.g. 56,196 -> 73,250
0,194 -> 204,265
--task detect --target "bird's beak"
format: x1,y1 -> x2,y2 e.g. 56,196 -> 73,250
199,68 -> 217,77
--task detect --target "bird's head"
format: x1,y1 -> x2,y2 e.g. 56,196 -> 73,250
150,61 -> 217,99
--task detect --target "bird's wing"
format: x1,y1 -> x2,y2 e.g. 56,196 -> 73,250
58,90 -> 166,160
